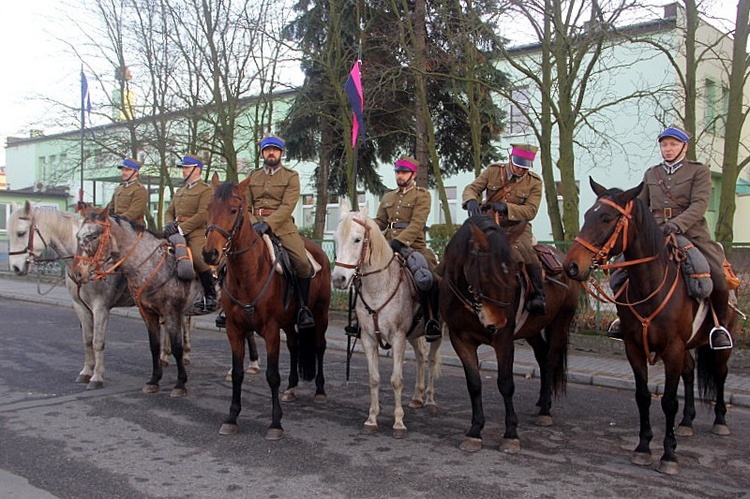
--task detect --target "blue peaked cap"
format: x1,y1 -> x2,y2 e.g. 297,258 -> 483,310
260,136 -> 285,151
658,126 -> 690,143
119,158 -> 141,170
178,155 -> 204,169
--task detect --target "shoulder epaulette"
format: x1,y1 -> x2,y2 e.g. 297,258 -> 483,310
527,170 -> 542,180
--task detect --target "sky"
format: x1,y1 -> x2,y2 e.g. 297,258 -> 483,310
0,0 -> 740,168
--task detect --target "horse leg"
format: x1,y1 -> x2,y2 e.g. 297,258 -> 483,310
220,327 -> 247,436
313,322 -> 327,404
424,336 -> 441,413
247,333 -> 260,374
526,334 -> 553,426
265,331 -> 284,441
625,341 -> 654,467
390,335 -> 408,439
282,328 -> 299,402
165,314 -> 187,398
408,336 -> 427,409
702,346 -> 731,436
657,349 -> 684,475
361,334 -> 381,434
675,351 -> 696,437
182,316 -> 193,365
493,333 -> 520,453
87,305 -> 112,390
141,312 -> 164,394
160,322 -> 172,367
73,301 -> 95,385
452,335 -> 485,452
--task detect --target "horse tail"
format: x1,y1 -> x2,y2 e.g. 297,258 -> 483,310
696,344 -> 719,403
298,328 -> 317,382
550,330 -> 569,397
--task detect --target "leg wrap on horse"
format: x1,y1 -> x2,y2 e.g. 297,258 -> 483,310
526,263 -> 547,316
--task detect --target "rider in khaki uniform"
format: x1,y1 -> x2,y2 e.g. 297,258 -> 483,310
163,154 -> 217,313
374,156 -> 441,341
635,126 -> 732,349
244,135 -> 315,330
107,158 -> 148,227
462,143 -> 546,315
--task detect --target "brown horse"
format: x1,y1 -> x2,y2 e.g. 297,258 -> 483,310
563,178 -> 733,475
202,175 -> 331,440
440,215 -> 579,453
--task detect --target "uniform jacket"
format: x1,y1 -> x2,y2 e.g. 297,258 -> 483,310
638,160 -> 724,266
165,180 -> 213,240
245,166 -> 301,237
107,179 -> 148,226
462,163 -> 542,228
374,184 -> 431,252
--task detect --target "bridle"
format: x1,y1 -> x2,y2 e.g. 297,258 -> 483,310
74,217 -> 147,281
9,214 -> 58,264
450,244 -> 512,319
205,193 -> 255,257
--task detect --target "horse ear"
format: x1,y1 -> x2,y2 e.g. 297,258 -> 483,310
361,200 -> 369,218
211,172 -> 221,187
339,198 -> 351,217
98,207 -> 110,221
505,220 -> 528,244
238,175 -> 252,192
24,200 -> 32,215
469,223 -> 490,252
589,177 -> 606,197
622,182 -> 644,202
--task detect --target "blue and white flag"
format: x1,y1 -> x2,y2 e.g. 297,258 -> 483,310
81,70 -> 92,129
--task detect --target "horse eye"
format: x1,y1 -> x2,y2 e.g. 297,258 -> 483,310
16,231 -> 26,238
354,237 -> 362,244
601,214 -> 613,224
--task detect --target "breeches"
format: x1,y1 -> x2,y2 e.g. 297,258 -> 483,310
187,234 -> 211,273
278,232 -> 313,278
511,232 -> 537,265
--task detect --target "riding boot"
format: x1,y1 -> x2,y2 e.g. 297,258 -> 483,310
422,286 -> 441,343
215,310 -> 226,329
526,263 -> 547,316
296,276 -> 316,330
709,274 -> 733,350
195,270 -> 218,313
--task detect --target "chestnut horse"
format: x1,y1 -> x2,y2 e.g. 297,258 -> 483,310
440,215 -> 578,453
202,175 -> 331,440
563,178 -> 733,475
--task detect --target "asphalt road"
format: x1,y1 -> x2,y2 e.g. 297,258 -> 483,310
1,299 -> 750,498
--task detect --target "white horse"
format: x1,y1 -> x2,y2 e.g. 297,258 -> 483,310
332,200 -> 441,438
7,202 -> 191,389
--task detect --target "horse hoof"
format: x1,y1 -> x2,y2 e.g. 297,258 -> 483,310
313,394 -> 328,405
183,357 -> 191,366
535,415 -> 553,427
224,374 -> 233,382
533,404 -> 542,416
675,425 -> 693,437
265,428 -> 284,441
459,437 -> 483,453
219,423 -> 238,435
392,428 -> 407,439
75,374 -> 91,384
247,366 -> 260,375
657,459 -> 679,475
631,451 -> 653,466
425,403 -> 438,414
281,390 -> 297,402
141,384 -> 159,394
159,359 -> 169,367
500,438 -> 521,454
362,423 -> 378,435
170,388 -> 187,398
408,399 -> 424,409
712,424 -> 731,436
86,380 -> 104,390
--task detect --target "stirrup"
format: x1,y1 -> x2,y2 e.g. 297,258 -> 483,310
215,311 -> 226,329
193,296 -> 218,314
425,319 -> 441,342
709,326 -> 733,350
528,296 -> 546,316
606,318 -> 623,341
297,307 -> 315,330
344,322 -> 361,338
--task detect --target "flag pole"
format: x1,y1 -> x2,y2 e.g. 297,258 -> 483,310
79,65 -> 85,203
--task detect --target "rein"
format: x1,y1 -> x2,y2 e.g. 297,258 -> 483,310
447,244 -> 511,321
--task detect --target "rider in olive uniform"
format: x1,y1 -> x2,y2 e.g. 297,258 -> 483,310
163,154 -> 217,312
374,156 -> 441,342
244,135 -> 315,330
107,158 -> 148,227
635,126 -> 732,349
462,143 -> 546,315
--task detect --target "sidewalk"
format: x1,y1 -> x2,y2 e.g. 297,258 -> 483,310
2,272 -> 749,408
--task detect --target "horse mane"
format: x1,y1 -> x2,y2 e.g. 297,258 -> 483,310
444,215 -> 514,277
28,204 -> 82,240
215,180 -> 238,201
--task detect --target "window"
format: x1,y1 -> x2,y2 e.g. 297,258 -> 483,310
438,186 -> 457,224
0,203 -> 8,232
704,78 -> 729,137
302,194 -> 315,228
508,87 -> 532,135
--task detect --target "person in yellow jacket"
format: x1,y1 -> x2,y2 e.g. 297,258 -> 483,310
244,135 -> 315,330
373,156 -> 441,342
462,143 -> 546,315
106,158 -> 148,227
163,154 -> 217,313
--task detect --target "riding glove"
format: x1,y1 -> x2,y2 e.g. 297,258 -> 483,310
389,239 -> 405,253
162,221 -> 179,238
662,222 -> 680,235
490,202 -> 508,216
253,221 -> 271,236
465,199 -> 480,217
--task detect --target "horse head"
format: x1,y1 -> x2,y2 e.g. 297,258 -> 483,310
564,177 -> 644,281
73,207 -> 118,284
7,201 -> 37,275
204,174 -> 253,265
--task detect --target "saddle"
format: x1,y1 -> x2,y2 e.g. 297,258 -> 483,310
261,234 -> 323,276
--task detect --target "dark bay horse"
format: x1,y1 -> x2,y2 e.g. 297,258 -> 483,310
440,215 -> 579,453
73,209 -> 196,397
202,175 -> 331,440
563,178 -> 733,475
